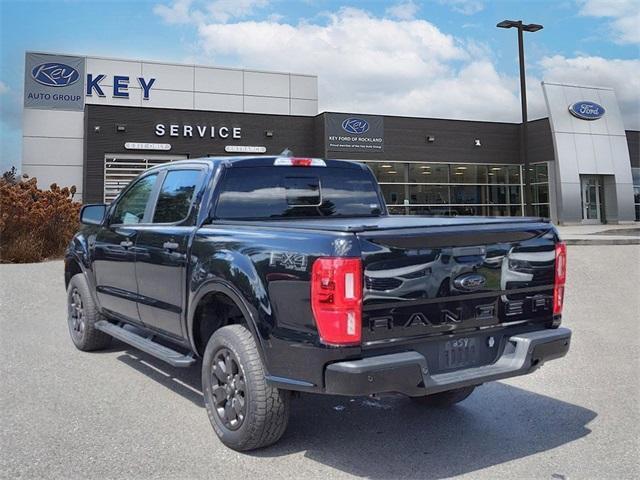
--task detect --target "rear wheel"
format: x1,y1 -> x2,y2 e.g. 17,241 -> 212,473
66,273 -> 111,351
202,324 -> 290,451
412,386 -> 476,407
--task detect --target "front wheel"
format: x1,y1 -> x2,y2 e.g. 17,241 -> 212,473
411,386 -> 476,407
66,274 -> 112,351
202,324 -> 290,451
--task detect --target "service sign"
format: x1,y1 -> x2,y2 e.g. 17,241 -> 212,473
24,53 -> 85,111
568,101 -> 605,120
326,113 -> 384,153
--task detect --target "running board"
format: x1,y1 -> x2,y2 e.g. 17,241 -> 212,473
95,320 -> 196,368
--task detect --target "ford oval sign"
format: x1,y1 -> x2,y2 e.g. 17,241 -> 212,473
31,63 -> 80,87
341,118 -> 370,135
453,273 -> 487,292
568,101 -> 605,120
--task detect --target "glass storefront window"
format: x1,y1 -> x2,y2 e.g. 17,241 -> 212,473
379,184 -> 406,205
450,164 -> 488,184
532,163 -> 549,183
408,185 -> 449,204
365,162 -> 404,183
532,184 -> 549,204
360,160 -> 533,218
451,185 -> 484,204
487,185 -> 521,205
507,165 -> 520,184
408,163 -> 449,183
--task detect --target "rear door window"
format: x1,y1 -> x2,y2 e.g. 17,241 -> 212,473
152,169 -> 202,223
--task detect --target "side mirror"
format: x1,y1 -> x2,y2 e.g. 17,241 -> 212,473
80,204 -> 107,225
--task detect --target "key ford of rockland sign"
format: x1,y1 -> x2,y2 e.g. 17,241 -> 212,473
326,113 -> 384,153
24,52 -> 156,111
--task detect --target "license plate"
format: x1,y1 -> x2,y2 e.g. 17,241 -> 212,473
439,337 -> 478,370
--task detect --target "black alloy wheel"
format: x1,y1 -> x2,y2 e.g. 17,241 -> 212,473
210,347 -> 247,430
68,287 -> 86,342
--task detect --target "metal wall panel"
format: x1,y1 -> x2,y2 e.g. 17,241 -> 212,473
23,109 -> 84,138
195,67 -> 243,95
85,58 -> 142,87
290,75 -> 318,100
244,95 -> 289,115
243,71 -> 289,97
291,99 -> 319,116
23,137 -> 84,166
142,62 -> 194,92
194,92 -> 244,112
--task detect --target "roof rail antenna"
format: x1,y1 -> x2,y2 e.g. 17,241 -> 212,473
279,148 -> 294,157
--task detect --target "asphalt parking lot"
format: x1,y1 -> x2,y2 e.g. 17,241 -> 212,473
1,245 -> 639,480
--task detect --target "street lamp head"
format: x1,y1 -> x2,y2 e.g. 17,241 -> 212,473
523,23 -> 544,32
497,20 -> 544,32
497,20 -> 519,29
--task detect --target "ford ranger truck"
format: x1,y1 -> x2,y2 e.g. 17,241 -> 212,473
64,156 -> 571,451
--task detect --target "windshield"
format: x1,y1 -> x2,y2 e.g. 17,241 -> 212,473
215,166 -> 383,219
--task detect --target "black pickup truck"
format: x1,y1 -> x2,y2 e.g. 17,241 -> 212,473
65,156 -> 571,451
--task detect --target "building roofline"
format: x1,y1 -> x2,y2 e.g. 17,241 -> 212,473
318,110 -> 549,126
24,50 -> 318,79
541,80 -> 614,91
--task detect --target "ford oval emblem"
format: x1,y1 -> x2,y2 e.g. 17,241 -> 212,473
453,273 -> 487,291
568,101 -> 605,120
342,117 -> 369,135
31,62 -> 80,87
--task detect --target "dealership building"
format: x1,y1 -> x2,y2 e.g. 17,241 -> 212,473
22,51 -> 640,223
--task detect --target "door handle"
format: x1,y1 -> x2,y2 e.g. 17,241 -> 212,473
120,240 -> 133,248
163,241 -> 179,251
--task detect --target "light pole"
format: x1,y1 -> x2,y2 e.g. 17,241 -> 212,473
497,20 -> 543,217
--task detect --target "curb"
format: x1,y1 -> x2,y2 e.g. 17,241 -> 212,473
564,238 -> 640,245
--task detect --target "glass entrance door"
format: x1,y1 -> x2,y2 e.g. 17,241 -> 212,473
581,175 -> 602,224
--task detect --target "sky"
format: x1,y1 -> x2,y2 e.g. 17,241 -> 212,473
1,0 -> 639,172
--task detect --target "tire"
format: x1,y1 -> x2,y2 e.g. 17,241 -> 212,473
66,273 -> 112,351
202,324 -> 290,451
412,386 -> 476,407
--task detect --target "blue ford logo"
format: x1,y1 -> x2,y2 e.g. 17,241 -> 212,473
31,62 -> 80,87
453,273 -> 486,291
342,118 -> 369,135
568,101 -> 605,120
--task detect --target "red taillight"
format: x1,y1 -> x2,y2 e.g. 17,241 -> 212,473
553,242 -> 567,315
311,257 -> 362,346
291,158 -> 313,166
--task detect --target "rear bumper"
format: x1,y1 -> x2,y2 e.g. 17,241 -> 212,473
324,327 -> 571,396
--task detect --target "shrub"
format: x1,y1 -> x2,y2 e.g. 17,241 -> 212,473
0,170 -> 81,263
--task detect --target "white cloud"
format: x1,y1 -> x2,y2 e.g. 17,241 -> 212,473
206,0 -> 269,23
437,0 -> 484,15
539,55 -> 640,128
194,7 -> 524,121
578,0 -> 640,44
385,1 -> 419,20
0,81 -> 9,95
154,2 -> 640,129
153,0 -> 269,24
153,0 -> 195,24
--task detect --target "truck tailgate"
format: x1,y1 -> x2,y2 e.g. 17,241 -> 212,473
357,221 -> 558,348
